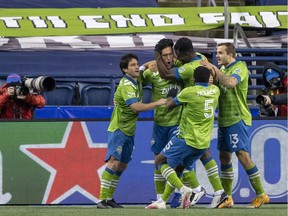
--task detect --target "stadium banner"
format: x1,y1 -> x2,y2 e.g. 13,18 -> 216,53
0,120 -> 286,205
0,6 -> 287,37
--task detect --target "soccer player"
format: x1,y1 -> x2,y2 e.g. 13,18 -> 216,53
146,66 -> 220,209
154,37 -> 228,208
201,42 -> 270,208
140,38 -> 183,204
141,38 -> 208,208
97,53 -> 166,209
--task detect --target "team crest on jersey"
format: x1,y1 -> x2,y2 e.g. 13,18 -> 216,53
235,68 -> 241,74
178,67 -> 185,73
117,146 -> 123,155
127,92 -> 136,97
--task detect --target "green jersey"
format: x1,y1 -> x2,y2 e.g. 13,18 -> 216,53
108,75 -> 142,136
174,53 -> 206,87
217,60 -> 252,127
142,69 -> 183,126
176,84 -> 220,149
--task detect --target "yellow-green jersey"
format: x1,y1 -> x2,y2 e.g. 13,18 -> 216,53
217,60 -> 252,127
108,75 -> 142,136
174,83 -> 220,149
173,53 -> 206,87
142,69 -> 183,126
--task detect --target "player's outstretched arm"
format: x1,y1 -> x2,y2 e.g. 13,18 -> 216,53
129,98 -> 166,113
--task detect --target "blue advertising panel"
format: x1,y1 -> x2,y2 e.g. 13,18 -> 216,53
0,119 -> 286,205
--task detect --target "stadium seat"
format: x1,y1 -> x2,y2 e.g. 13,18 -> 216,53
142,85 -> 152,103
42,82 -> 75,105
79,79 -> 116,106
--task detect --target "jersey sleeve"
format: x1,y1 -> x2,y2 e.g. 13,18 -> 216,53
173,64 -> 192,82
121,84 -> 138,106
230,63 -> 247,84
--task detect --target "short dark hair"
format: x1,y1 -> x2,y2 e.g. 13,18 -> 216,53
174,37 -> 195,54
119,53 -> 138,75
154,38 -> 174,53
217,42 -> 236,58
194,66 -> 210,83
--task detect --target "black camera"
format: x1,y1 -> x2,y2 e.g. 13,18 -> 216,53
14,85 -> 30,96
255,95 -> 265,105
255,94 -> 275,116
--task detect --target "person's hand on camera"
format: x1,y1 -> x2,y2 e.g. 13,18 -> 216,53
262,95 -> 271,106
6,87 -> 15,97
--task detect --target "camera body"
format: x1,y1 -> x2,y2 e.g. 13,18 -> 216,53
255,93 -> 275,116
13,76 -> 56,96
14,85 -> 30,96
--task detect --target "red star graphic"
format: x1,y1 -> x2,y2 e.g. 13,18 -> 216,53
26,122 -> 107,204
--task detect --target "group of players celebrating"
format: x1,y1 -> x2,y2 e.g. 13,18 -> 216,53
96,37 -> 269,210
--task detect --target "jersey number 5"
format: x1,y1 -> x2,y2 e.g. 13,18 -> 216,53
204,99 -> 214,118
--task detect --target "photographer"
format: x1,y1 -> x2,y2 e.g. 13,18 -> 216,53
257,62 -> 287,117
0,73 -> 46,119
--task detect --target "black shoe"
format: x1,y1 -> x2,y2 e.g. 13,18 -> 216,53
107,199 -> 123,208
97,200 -> 109,209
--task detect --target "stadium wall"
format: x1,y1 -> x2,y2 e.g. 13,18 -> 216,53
0,120 -> 286,205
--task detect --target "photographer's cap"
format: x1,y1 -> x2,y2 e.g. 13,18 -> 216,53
6,73 -> 21,87
264,69 -> 279,81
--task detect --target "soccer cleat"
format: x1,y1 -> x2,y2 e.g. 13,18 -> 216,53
218,196 -> 234,208
181,186 -> 193,209
97,200 -> 109,209
247,193 -> 270,208
209,191 -> 228,208
107,199 -> 123,208
190,187 -> 206,206
145,200 -> 166,209
170,192 -> 182,208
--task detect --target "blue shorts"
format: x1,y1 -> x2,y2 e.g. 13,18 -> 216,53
217,120 -> 250,153
151,124 -> 179,154
105,129 -> 134,164
161,136 -> 207,170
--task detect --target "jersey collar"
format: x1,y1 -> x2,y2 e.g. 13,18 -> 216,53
124,75 -> 138,85
190,54 -> 202,62
226,60 -> 239,69
195,82 -> 209,87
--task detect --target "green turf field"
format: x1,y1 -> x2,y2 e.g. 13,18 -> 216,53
0,204 -> 287,216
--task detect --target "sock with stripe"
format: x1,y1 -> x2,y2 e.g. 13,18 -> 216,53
220,163 -> 234,196
202,157 -> 223,192
160,164 -> 183,190
154,168 -> 166,199
106,170 -> 122,200
99,167 -> 115,200
246,165 -> 265,195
